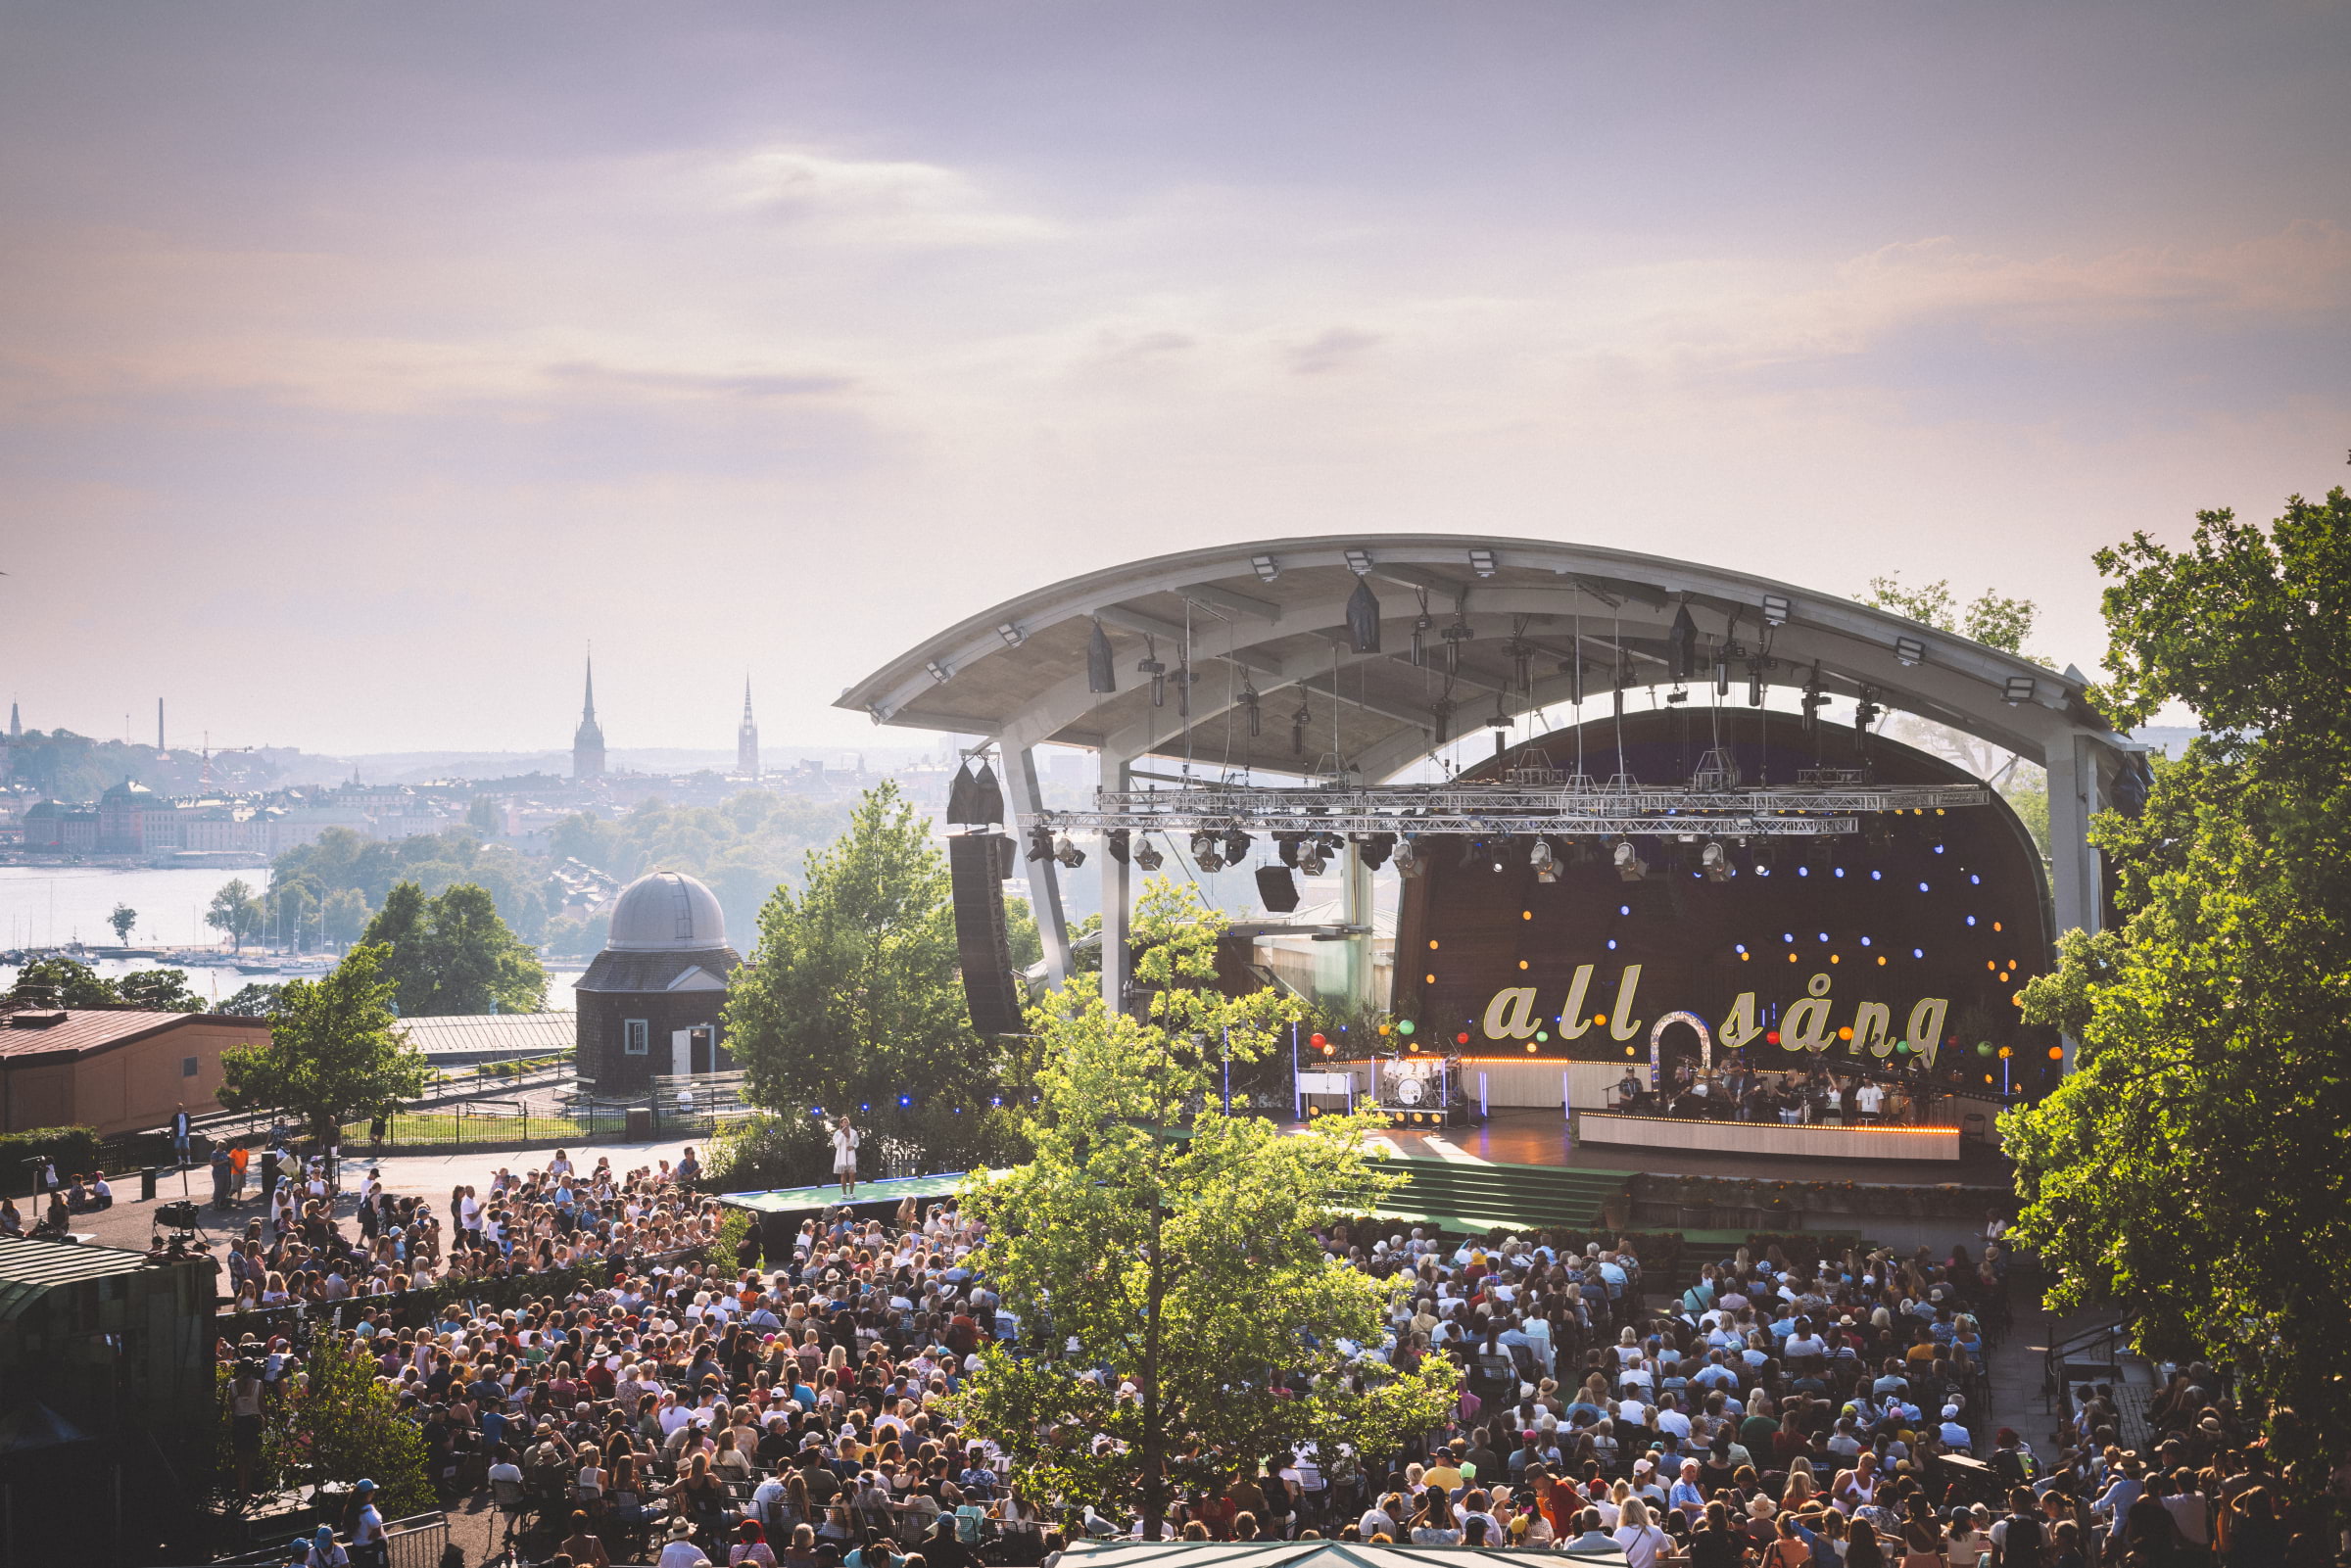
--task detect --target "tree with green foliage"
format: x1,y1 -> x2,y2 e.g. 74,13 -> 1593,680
217,943 -> 429,1139
108,903 -> 136,943
3,956 -> 203,1012
727,782 -> 984,1115
2006,489 -> 2351,1488
270,826 -> 552,943
1860,572 -> 2046,661
949,880 -> 1456,1538
550,788 -> 852,942
357,880 -> 546,1016
234,1337 -> 431,1514
465,794 -> 504,835
216,982 -> 286,1019
322,886 -> 370,951
206,877 -> 265,951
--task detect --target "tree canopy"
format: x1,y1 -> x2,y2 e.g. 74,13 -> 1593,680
545,788 -> 851,953
3,956 -> 205,1012
357,880 -> 547,1016
216,942 -> 429,1137
206,878 -> 265,951
950,880 -> 1457,1537
2006,488 -> 2351,1482
271,827 -> 552,944
726,782 -> 986,1115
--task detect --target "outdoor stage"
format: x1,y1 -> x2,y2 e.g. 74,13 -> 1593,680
1363,1107 -> 2009,1186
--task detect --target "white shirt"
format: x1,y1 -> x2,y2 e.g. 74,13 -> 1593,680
1615,1524 -> 1671,1568
657,1543 -> 712,1568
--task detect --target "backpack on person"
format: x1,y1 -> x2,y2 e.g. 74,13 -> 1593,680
1998,1512 -> 2046,1568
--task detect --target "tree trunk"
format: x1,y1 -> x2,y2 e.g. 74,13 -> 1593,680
1139,1194 -> 1167,1540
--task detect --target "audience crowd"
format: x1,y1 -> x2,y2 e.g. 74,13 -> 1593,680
213,1153 -> 2335,1568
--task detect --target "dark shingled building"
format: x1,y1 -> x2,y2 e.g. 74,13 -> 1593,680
575,870 -> 742,1093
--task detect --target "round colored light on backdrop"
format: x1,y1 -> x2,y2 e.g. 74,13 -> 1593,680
1310,1032 -> 1327,1049
1456,1032 -> 1470,1045
2048,1046 -> 2065,1061
1397,1020 -> 1415,1035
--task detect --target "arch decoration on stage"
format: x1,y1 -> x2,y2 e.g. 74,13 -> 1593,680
1648,1011 -> 1711,1089
840,536 -> 2143,1073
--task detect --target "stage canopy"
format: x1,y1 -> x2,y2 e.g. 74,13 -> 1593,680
840,536 -> 2137,1010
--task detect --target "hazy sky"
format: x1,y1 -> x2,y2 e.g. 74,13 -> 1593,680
3,3 -> 2343,755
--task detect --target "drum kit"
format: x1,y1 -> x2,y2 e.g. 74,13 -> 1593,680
1377,1053 -> 1473,1127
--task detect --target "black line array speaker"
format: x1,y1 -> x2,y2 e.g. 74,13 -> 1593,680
1256,864 -> 1301,913
949,832 -> 1026,1037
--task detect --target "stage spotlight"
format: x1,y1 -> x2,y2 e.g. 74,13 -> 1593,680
1189,830 -> 1224,873
1052,832 -> 1086,869
1531,838 -> 1559,883
1297,842 -> 1329,877
1700,840 -> 1730,881
1222,827 -> 1253,862
1026,826 -> 1055,863
1256,865 -> 1301,913
1107,829 -> 1130,864
1393,837 -> 1423,877
1612,837 -> 1648,882
1358,832 -> 1396,871
1133,839 -> 1165,872
1317,832 -> 1345,860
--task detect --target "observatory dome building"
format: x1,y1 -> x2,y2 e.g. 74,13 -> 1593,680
575,870 -> 743,1093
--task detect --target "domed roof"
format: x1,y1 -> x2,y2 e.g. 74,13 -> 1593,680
603,870 -> 727,952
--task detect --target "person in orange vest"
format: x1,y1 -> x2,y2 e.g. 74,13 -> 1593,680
229,1144 -> 251,1202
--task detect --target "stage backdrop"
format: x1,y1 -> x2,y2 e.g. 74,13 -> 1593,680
1388,708 -> 2057,1105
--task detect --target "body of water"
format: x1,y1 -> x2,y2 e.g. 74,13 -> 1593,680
0,863 -> 584,1012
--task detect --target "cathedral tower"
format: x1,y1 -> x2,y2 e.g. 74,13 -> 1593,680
737,677 -> 759,780
573,654 -> 606,780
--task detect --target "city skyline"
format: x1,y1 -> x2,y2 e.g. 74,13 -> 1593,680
1,4 -> 2342,754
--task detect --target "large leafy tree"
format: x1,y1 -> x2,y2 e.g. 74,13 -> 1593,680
108,903 -> 136,943
206,877 -> 265,951
2005,488 -> 2351,1480
4,956 -> 203,1012
228,1338 -> 431,1513
727,782 -> 983,1114
357,879 -> 546,1015
950,880 -> 1457,1538
217,942 -> 429,1138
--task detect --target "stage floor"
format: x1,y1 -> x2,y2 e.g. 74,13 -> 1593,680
1364,1109 -> 2013,1186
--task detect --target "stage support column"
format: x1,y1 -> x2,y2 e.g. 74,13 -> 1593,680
2043,731 -> 2104,1069
1005,746 -> 1071,987
1340,835 -> 1374,1010
1099,747 -> 1131,1014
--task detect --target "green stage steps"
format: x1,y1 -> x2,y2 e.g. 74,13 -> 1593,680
1349,1156 -> 1634,1237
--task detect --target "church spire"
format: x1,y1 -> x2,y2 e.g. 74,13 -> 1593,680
573,649 -> 606,781
737,672 -> 760,781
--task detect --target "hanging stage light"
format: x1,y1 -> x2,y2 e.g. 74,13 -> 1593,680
1799,662 -> 1828,735
1132,839 -> 1165,871
1137,639 -> 1167,708
1052,832 -> 1087,869
1612,837 -> 1648,882
1274,832 -> 1304,868
1086,619 -> 1117,693
1346,576 -> 1382,653
1668,602 -> 1699,683
1292,698 -> 1311,756
1358,832 -> 1397,871
1222,826 -> 1253,862
1107,829 -> 1130,864
1297,839 -> 1330,877
1700,840 -> 1731,881
1240,679 -> 1262,736
1748,659 -> 1766,707
1410,594 -> 1435,668
1430,696 -> 1453,745
1531,837 -> 1559,883
1441,608 -> 1474,672
1256,864 -> 1301,913
1713,646 -> 1732,697
1392,836 -> 1422,877
1189,830 -> 1219,860
1026,826 -> 1055,863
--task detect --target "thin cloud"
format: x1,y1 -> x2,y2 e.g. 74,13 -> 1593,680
1289,327 -> 1384,374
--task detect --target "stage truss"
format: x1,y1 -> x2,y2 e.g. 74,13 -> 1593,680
1035,778 -> 1990,839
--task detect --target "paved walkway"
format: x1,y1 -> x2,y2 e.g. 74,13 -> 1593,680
37,1136 -> 708,1256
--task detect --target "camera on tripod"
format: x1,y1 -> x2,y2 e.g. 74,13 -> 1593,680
157,1199 -> 202,1236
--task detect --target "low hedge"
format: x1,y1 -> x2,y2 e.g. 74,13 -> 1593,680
0,1125 -> 102,1193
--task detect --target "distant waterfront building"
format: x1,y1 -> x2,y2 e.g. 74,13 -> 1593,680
574,870 -> 741,1094
96,779 -> 156,854
737,678 -> 760,780
573,654 -> 606,781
